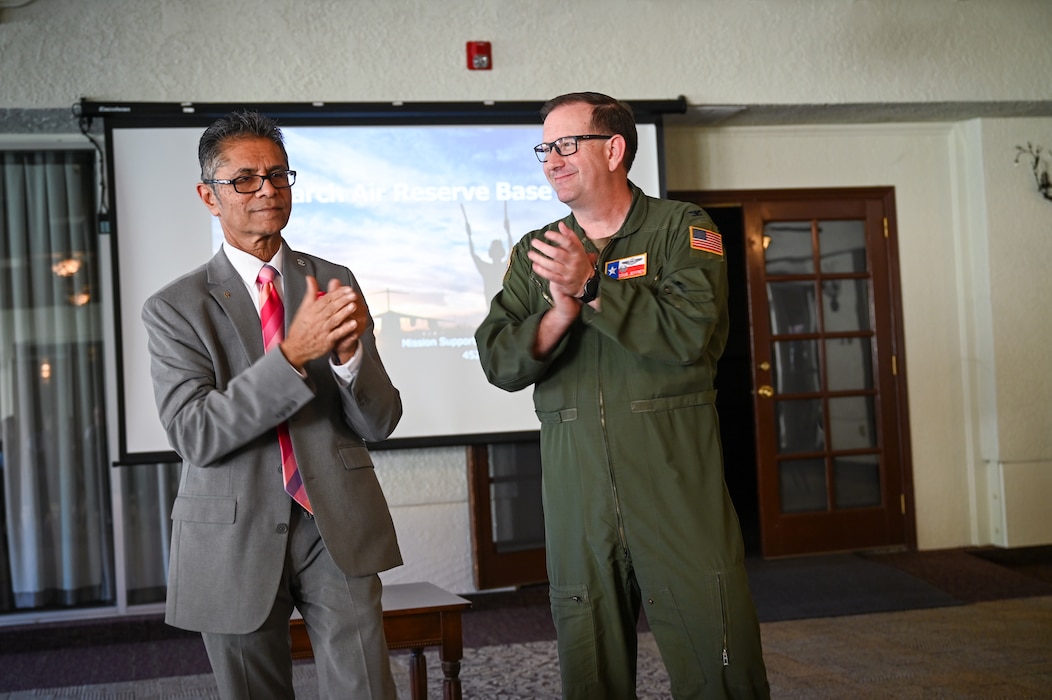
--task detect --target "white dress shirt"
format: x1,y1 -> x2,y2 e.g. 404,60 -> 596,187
222,242 -> 362,384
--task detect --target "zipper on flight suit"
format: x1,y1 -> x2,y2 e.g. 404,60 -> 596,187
717,572 -> 729,666
591,243 -> 630,561
597,376 -> 629,560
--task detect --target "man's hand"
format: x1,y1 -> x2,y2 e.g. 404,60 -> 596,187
326,277 -> 368,364
527,221 -> 596,300
280,276 -> 366,370
527,222 -> 600,359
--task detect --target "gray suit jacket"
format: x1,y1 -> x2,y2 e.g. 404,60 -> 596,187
142,244 -> 403,634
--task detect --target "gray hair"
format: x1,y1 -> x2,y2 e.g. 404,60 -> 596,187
198,110 -> 288,182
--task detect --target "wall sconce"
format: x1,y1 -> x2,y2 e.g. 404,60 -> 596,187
69,287 -> 92,307
52,257 -> 82,277
1014,143 -> 1052,203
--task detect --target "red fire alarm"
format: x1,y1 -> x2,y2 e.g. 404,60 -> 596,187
466,41 -> 492,70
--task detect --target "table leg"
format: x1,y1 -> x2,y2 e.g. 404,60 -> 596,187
407,648 -> 427,700
439,611 -> 465,700
441,659 -> 463,700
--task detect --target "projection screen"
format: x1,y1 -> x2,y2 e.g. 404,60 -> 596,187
87,100 -> 681,462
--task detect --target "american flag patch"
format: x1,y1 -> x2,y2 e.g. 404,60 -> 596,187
690,226 -> 723,256
605,253 -> 648,280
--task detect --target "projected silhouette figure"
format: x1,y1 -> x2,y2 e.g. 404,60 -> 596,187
462,201 -> 513,302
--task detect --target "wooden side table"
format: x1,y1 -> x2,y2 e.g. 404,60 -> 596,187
290,581 -> 473,700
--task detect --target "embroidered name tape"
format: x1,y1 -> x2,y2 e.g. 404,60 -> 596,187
605,253 -> 648,280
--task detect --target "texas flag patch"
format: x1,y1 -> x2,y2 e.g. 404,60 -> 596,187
690,226 -> 724,256
605,253 -> 648,280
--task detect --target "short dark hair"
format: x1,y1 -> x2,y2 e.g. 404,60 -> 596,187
540,92 -> 638,172
198,110 -> 288,182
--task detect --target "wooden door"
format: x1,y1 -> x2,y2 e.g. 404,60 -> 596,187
673,188 -> 915,557
467,439 -> 547,589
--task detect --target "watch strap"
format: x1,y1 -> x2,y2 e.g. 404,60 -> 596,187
577,269 -> 600,304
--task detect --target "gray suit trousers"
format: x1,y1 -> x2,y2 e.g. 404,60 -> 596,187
202,503 -> 396,700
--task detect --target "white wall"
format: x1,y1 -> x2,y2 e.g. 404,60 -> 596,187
2,0 -> 1051,594
956,118 -> 1052,547
1,0 -> 1050,109
373,447 -> 476,593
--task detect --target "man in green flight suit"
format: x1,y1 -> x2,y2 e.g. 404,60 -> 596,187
475,92 -> 770,699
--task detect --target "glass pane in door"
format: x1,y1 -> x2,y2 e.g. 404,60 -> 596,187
822,279 -> 871,332
776,398 -> 825,453
767,280 -> 817,334
763,222 -> 814,274
818,220 -> 867,273
834,455 -> 882,509
825,337 -> 873,391
772,339 -> 820,393
488,441 -> 545,554
828,396 -> 877,451
779,458 -> 827,513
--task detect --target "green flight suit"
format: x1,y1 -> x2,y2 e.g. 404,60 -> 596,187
475,184 -> 770,699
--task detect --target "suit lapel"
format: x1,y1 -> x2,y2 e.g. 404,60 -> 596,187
283,249 -> 317,322
206,250 -> 266,362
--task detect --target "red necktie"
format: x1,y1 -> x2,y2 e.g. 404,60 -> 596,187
257,265 -> 312,514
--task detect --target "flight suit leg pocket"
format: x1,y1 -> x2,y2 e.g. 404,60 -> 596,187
643,585 -> 708,696
549,583 -> 599,687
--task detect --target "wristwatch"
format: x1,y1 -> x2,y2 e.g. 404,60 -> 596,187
577,269 -> 600,304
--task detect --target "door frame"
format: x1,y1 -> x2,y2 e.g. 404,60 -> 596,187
671,187 -> 917,557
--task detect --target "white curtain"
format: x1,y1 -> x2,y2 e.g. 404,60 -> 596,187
0,149 -> 114,610
121,461 -> 180,604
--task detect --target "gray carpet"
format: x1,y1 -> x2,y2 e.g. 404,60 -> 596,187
5,597 -> 1051,699
0,634 -> 672,699
744,552 -> 963,621
4,548 -> 1050,698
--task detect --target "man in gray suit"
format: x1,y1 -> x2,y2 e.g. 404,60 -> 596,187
142,111 -> 402,699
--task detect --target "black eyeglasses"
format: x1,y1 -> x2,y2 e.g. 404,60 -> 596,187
533,135 -> 612,163
203,170 -> 297,194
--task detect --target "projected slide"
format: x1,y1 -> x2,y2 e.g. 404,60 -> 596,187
266,125 -> 573,442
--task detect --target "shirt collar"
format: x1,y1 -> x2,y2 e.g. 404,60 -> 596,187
222,241 -> 286,288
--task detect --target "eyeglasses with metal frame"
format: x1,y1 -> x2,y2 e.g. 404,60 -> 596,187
533,135 -> 613,163
203,170 -> 297,194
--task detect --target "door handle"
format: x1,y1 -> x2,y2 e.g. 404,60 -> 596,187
757,385 -> 774,398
